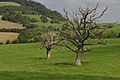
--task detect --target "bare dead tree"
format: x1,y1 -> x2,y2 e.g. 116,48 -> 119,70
39,26 -> 62,59
62,3 -> 108,65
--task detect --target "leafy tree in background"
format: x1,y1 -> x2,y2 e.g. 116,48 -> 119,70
50,19 -> 60,24
40,16 -> 48,23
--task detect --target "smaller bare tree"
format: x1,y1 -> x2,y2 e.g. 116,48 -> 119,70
62,3 -> 109,65
38,26 -> 62,59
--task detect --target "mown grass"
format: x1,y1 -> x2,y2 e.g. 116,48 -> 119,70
0,2 -> 21,7
0,32 -> 19,42
0,16 -> 25,29
0,38 -> 120,80
0,16 -> 24,42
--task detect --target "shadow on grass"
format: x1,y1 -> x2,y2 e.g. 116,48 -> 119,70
54,62 -> 73,67
0,71 -> 119,80
54,61 -> 93,67
82,61 -> 93,65
32,57 -> 46,60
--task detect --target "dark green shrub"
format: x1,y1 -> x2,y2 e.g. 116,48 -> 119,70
25,24 -> 39,29
0,28 -> 9,32
117,32 -> 120,38
28,39 -> 35,43
11,39 -> 19,44
5,40 -> 11,44
30,18 -> 38,22
40,16 -> 48,23
50,19 -> 60,24
0,41 -> 3,45
103,30 -> 118,38
18,36 -> 28,43
34,36 -> 41,42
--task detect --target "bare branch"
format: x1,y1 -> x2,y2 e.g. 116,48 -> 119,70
88,2 -> 99,14
63,3 -> 108,65
64,8 -> 82,37
64,43 -> 77,53
92,7 -> 108,21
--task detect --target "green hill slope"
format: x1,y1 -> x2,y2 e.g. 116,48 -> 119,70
0,0 -> 64,20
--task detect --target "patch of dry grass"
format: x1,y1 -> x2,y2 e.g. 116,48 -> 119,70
0,32 -> 19,43
0,16 -> 25,29
0,2 -> 21,7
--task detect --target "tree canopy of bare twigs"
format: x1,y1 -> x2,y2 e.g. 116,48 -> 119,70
38,26 -> 62,59
62,3 -> 109,65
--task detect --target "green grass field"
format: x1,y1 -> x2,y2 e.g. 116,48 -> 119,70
0,38 -> 120,80
103,24 -> 120,35
22,14 -> 64,27
0,2 -> 21,7
23,14 -> 41,21
24,14 -> 120,32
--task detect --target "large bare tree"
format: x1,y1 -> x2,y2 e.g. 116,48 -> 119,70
62,3 -> 108,65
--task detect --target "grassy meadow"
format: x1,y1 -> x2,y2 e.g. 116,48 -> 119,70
0,38 -> 120,80
0,1 -> 120,80
23,14 -> 64,27
23,14 -> 120,32
0,2 -> 21,7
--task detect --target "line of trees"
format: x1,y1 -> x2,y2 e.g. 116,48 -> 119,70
2,12 -> 39,29
2,12 -> 37,23
0,28 -> 24,33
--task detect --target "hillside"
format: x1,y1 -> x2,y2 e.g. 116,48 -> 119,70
0,0 -> 64,20
0,0 -> 65,43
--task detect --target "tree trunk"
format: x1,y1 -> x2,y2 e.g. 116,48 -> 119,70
46,48 -> 51,59
74,52 -> 82,66
74,46 -> 83,66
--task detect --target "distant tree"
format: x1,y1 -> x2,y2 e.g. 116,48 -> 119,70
5,40 -> 11,44
62,3 -> 108,65
25,24 -> 39,29
118,32 -> 120,38
50,19 -> 60,24
11,39 -> 19,44
40,16 -> 48,23
18,36 -> 28,43
38,26 -> 62,59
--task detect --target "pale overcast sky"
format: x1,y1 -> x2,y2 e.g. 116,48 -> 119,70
32,0 -> 120,23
